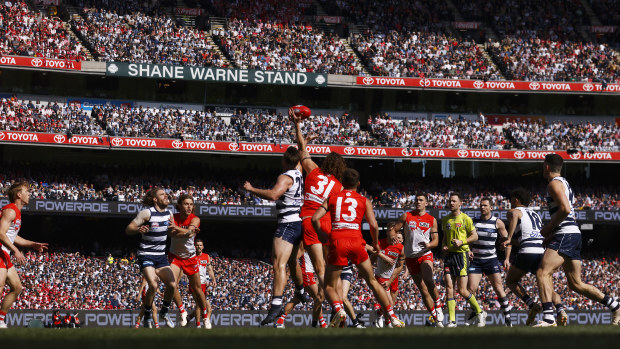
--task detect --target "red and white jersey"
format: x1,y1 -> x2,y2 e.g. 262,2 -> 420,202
300,168 -> 342,217
403,211 -> 435,258
375,243 -> 404,279
170,213 -> 200,259
328,190 -> 366,240
196,253 -> 211,285
299,251 -> 315,275
1,203 -> 21,255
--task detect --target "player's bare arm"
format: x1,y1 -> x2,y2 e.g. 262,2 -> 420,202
208,264 -> 216,287
503,209 -> 522,268
387,213 -> 407,242
169,217 -> 200,237
13,235 -> 48,252
387,251 -> 405,286
243,174 -> 292,201
422,218 -> 439,250
378,252 -> 396,266
125,209 -> 151,235
311,201 -> 329,239
365,198 -> 380,251
540,180 -> 571,237
0,208 -> 25,263
292,113 -> 319,174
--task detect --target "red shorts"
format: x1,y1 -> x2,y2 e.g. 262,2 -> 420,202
405,253 -> 434,275
303,215 -> 331,247
0,249 -> 13,269
376,276 -> 399,293
327,237 -> 368,266
168,254 -> 199,276
302,271 -> 317,287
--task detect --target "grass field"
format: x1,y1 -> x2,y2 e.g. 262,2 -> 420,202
0,327 -> 618,349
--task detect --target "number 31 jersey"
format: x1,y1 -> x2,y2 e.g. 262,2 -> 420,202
300,168 -> 342,217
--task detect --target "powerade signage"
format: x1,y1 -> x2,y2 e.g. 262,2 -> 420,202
3,199 -> 618,223
105,62 -> 328,87
4,310 -> 613,327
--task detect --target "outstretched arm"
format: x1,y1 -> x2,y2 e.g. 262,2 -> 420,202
291,111 -> 319,174
243,174 -> 293,201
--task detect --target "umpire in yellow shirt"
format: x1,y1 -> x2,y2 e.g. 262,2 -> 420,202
441,193 -> 486,327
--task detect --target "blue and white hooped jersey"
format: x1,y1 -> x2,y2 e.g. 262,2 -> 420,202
138,207 -> 172,257
546,176 -> 580,235
514,207 -> 545,255
276,169 -> 303,224
472,216 -> 498,260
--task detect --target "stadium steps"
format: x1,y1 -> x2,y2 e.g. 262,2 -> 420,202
579,0 -> 602,26
66,11 -> 95,61
343,39 -> 370,76
208,17 -> 232,67
477,44 -> 505,80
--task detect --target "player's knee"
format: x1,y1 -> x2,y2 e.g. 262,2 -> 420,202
567,279 -> 583,292
167,280 -> 177,289
13,283 -> 23,295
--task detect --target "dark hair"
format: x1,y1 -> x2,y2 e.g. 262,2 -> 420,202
545,154 -> 563,172
480,197 -> 492,205
342,168 -> 360,188
449,192 -> 462,201
320,152 -> 347,182
194,238 -> 204,244
7,181 -> 28,202
511,188 -> 531,206
176,194 -> 194,212
415,192 -> 429,201
283,147 -> 301,168
141,187 -> 163,207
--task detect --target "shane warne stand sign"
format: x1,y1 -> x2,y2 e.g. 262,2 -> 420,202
0,131 -> 618,162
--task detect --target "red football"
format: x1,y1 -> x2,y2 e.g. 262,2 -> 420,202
290,105 -> 311,120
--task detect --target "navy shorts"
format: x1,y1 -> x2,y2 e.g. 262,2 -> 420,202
340,264 -> 353,282
138,254 -> 169,270
514,253 -> 542,274
547,233 -> 582,260
274,221 -> 303,245
468,258 -> 501,275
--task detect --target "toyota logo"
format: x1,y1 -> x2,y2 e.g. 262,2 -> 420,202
343,147 -> 355,155
362,77 -> 374,85
473,80 -> 484,89
0,132 -> 5,140
529,82 -> 540,90
171,140 -> 183,149
53,135 -> 66,143
401,148 -> 412,156
457,149 -> 469,158
420,79 -> 431,87
228,143 -> 239,151
514,151 -> 526,159
31,58 -> 43,67
111,138 -> 123,147
583,83 -> 594,92
569,152 -> 582,160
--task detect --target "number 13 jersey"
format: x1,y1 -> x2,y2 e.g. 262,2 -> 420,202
328,190 -> 366,240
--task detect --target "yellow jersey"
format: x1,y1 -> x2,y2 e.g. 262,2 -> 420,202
442,212 -> 475,253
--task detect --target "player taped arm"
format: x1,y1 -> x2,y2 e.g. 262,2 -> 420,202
426,218 -> 440,249
126,209 -> 151,235
540,181 -> 571,237
243,174 -> 292,201
294,117 -> 318,173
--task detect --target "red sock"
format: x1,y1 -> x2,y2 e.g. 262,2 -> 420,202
202,309 -> 208,319
178,304 -> 186,313
319,316 -> 327,328
332,301 -> 343,313
385,305 -> 396,318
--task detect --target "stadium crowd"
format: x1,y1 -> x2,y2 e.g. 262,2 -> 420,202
7,250 -> 618,312
214,19 -> 361,74
71,7 -> 226,66
0,1 -> 85,60
1,98 -> 618,152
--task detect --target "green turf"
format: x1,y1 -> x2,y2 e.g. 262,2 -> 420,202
0,327 -> 618,349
